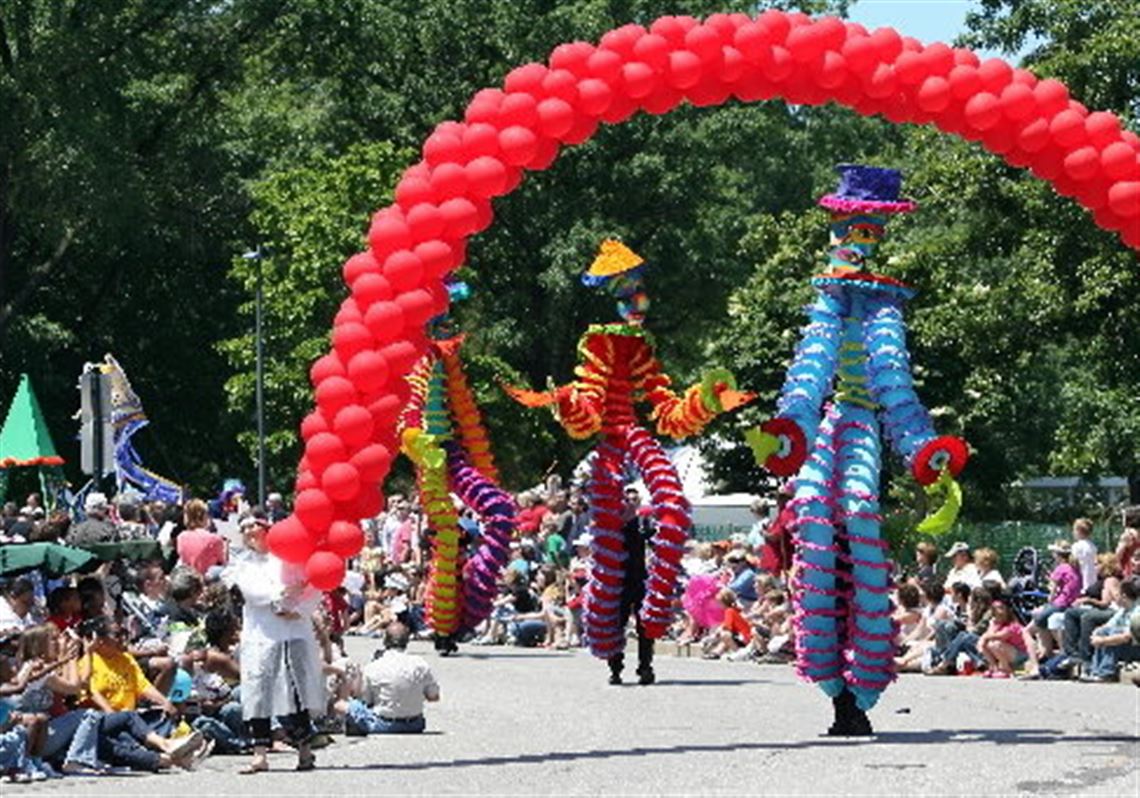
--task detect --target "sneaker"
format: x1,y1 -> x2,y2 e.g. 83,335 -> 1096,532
726,648 -> 754,662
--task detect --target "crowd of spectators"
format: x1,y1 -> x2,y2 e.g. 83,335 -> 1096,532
2,480 -> 1139,782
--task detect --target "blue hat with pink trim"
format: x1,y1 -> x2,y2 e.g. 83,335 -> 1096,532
819,164 -> 917,215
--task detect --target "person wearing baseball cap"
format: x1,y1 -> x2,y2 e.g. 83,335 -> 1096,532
943,542 -> 981,591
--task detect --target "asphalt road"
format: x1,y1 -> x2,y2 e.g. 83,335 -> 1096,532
11,638 -> 1138,796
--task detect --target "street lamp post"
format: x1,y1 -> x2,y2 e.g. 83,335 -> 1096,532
242,247 -> 267,507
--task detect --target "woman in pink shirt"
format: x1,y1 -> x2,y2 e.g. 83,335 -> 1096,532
979,600 -> 1029,678
1027,540 -> 1081,659
176,499 -> 227,576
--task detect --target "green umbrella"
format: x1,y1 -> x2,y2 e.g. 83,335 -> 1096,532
76,540 -> 164,564
0,543 -> 97,577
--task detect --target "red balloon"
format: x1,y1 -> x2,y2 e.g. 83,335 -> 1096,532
1085,112 -> 1121,148
761,45 -> 794,82
332,303 -> 360,330
321,462 -> 361,502
1101,142 -> 1138,180
1108,181 -> 1140,218
1017,117 -> 1051,153
416,240 -> 460,277
395,288 -> 436,326
576,78 -> 614,115
916,76 -> 951,112
428,163 -> 467,199
632,33 -> 670,71
394,174 -> 434,209
1122,222 -> 1140,249
378,340 -> 421,376
685,25 -> 723,65
332,404 -> 374,449
964,92 -> 1001,131
894,50 -> 926,85
352,273 -> 393,308
314,376 -> 356,415
977,58 -> 1012,93
561,114 -> 598,145
863,64 -> 897,99
621,62 -> 656,98
1063,146 -> 1101,181
305,551 -> 346,592
465,156 -> 508,197
267,517 -> 318,564
309,353 -> 345,387
299,410 -> 329,442
498,92 -> 538,127
541,69 -> 579,102
363,300 -> 405,344
536,97 -> 575,138
947,65 -> 981,100
1050,109 -> 1087,147
999,83 -> 1036,120
464,88 -> 504,124
439,197 -> 479,236
295,470 -> 317,493
1033,79 -> 1069,115
382,250 -> 424,293
549,41 -> 595,77
295,488 -> 335,532
869,26 -> 902,61
498,127 -> 536,167
342,252 -> 379,287
461,122 -> 500,158
351,443 -> 393,482
406,203 -> 445,241
346,350 -> 390,394
525,138 -> 559,172
504,62 -> 548,95
332,322 -> 374,362
814,51 -> 848,90
367,395 -> 403,429
326,521 -> 365,558
423,129 -> 464,166
642,84 -> 682,115
368,212 -> 412,259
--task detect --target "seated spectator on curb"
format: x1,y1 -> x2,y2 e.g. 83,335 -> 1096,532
725,549 -> 758,608
927,587 -> 993,675
1082,579 -> 1140,682
893,583 -> 923,643
338,623 -> 438,735
84,619 -> 177,720
896,579 -> 950,672
974,547 -> 1006,592
1028,540 -> 1082,660
703,589 -> 751,660
45,587 -> 81,634
912,542 -> 938,583
1116,528 -> 1138,579
1061,553 -> 1123,670
979,599 -> 1030,678
943,542 -> 981,591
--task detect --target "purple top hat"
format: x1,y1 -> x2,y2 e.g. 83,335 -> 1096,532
818,163 -> 917,214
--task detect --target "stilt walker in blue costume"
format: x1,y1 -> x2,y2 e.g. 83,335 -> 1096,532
747,165 -> 969,736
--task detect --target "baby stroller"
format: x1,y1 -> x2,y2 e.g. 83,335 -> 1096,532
1006,546 -> 1049,625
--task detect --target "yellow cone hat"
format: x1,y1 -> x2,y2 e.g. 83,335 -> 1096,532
583,239 -> 644,285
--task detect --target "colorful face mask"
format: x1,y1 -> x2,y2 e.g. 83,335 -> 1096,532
828,212 -> 887,272
607,271 -> 650,324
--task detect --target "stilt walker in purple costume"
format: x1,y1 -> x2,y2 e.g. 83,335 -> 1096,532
747,165 -> 969,736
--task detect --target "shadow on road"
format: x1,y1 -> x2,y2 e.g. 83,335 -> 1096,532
650,678 -> 777,687
326,728 -> 1135,773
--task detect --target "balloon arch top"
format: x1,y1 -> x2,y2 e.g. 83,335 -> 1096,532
270,9 -> 1140,589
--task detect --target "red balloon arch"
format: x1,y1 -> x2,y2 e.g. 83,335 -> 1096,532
269,9 -> 1140,589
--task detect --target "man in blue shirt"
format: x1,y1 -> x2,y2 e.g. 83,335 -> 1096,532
726,549 -> 758,608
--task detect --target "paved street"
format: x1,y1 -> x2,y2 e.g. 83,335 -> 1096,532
12,638 -> 1138,797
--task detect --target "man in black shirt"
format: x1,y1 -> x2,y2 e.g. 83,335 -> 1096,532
608,486 -> 655,686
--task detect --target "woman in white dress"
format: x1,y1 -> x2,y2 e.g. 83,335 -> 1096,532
228,516 -> 325,774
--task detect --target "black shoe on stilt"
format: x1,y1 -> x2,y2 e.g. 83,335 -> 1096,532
847,704 -> 874,737
827,690 -> 854,736
637,667 -> 655,686
608,654 -> 624,685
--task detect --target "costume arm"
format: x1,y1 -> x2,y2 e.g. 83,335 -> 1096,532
634,346 -> 752,441
505,334 -> 609,440
746,291 -> 844,475
863,296 -> 968,485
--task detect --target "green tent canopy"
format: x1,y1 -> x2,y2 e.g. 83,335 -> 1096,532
0,374 -> 63,469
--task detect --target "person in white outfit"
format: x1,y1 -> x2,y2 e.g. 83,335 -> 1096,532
227,516 -> 325,774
